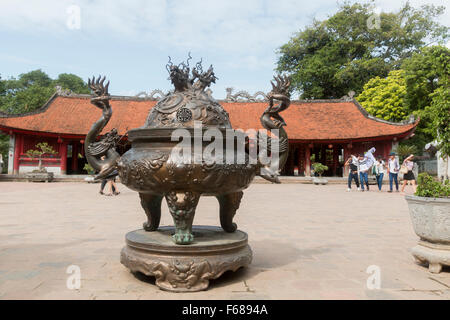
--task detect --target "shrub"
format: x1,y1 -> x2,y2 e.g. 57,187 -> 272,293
415,172 -> 449,198
396,144 -> 418,162
25,142 -> 57,172
312,163 -> 328,177
83,163 -> 95,175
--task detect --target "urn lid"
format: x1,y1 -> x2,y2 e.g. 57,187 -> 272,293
144,57 -> 232,129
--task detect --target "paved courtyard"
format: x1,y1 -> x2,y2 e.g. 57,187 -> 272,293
0,181 -> 449,300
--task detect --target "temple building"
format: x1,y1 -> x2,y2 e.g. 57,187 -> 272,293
0,91 -> 418,177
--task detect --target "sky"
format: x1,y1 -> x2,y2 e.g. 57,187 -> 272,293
0,0 -> 449,99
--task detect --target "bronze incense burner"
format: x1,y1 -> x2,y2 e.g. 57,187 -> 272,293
86,58 -> 291,245
84,58 -> 291,291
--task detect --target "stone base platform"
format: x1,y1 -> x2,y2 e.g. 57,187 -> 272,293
120,226 -> 252,292
412,241 -> 450,274
25,172 -> 54,182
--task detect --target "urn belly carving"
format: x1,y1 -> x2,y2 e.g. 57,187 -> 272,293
85,58 -> 291,244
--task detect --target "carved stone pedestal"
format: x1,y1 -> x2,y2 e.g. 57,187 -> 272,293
412,241 -> 450,274
120,226 -> 252,292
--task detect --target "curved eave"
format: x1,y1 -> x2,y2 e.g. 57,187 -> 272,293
289,119 -> 419,143
0,125 -> 86,139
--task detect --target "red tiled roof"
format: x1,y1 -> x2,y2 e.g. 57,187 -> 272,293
0,94 -> 418,141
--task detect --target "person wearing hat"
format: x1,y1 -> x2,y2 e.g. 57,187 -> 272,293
388,152 -> 400,192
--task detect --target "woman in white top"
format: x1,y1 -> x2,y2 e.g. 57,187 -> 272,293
401,154 -> 416,194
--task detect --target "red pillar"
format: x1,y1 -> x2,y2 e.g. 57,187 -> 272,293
297,146 -> 303,175
13,134 -> 21,174
305,145 -> 311,176
71,143 -> 78,173
60,142 -> 67,174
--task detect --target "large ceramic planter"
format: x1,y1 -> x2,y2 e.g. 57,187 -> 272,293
405,194 -> 450,273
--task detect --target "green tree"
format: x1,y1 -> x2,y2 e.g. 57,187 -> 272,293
0,70 -> 55,114
25,142 -> 58,172
402,46 -> 450,113
0,70 -> 90,114
54,73 -> 90,94
277,2 -> 448,99
14,69 -> 53,88
428,85 -> 450,159
0,75 -> 5,95
401,46 -> 450,151
312,163 -> 328,177
356,70 -> 408,121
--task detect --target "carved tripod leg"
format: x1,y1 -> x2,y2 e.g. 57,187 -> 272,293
165,191 -> 200,245
139,193 -> 163,231
216,191 -> 243,233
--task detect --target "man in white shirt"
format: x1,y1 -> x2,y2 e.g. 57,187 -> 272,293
374,155 -> 386,191
358,147 -> 376,192
388,152 -> 400,192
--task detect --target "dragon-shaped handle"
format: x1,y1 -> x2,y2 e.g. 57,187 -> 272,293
85,76 -> 120,180
258,75 -> 291,183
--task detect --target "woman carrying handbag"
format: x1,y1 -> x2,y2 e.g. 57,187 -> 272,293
401,154 -> 416,194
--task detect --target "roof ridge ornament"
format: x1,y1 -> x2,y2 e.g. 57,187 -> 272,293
55,85 -> 75,97
166,54 -> 217,93
135,90 -> 169,100
225,88 -> 268,102
341,90 -> 356,101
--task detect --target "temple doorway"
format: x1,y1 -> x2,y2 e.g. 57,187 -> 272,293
283,143 -> 345,177
310,144 -> 344,177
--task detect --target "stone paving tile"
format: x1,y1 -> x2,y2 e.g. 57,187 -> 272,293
0,181 -> 449,300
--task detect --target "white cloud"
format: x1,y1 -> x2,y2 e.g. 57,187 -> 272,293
0,0 -> 332,71
1,0 -> 447,52
0,0 -> 448,95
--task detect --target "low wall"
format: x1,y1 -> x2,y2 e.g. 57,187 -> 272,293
416,160 -> 437,175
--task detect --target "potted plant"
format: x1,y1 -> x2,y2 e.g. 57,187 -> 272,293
25,142 -> 58,182
406,173 -> 450,273
311,162 -> 328,185
83,162 -> 97,183
406,82 -> 450,273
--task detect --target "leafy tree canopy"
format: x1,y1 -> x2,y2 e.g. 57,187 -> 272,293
277,1 -> 449,99
402,45 -> 450,113
427,84 -> 450,158
399,46 -> 450,152
0,69 -> 89,114
26,142 -> 57,158
54,73 -> 90,94
0,75 -> 5,96
356,70 -> 407,121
